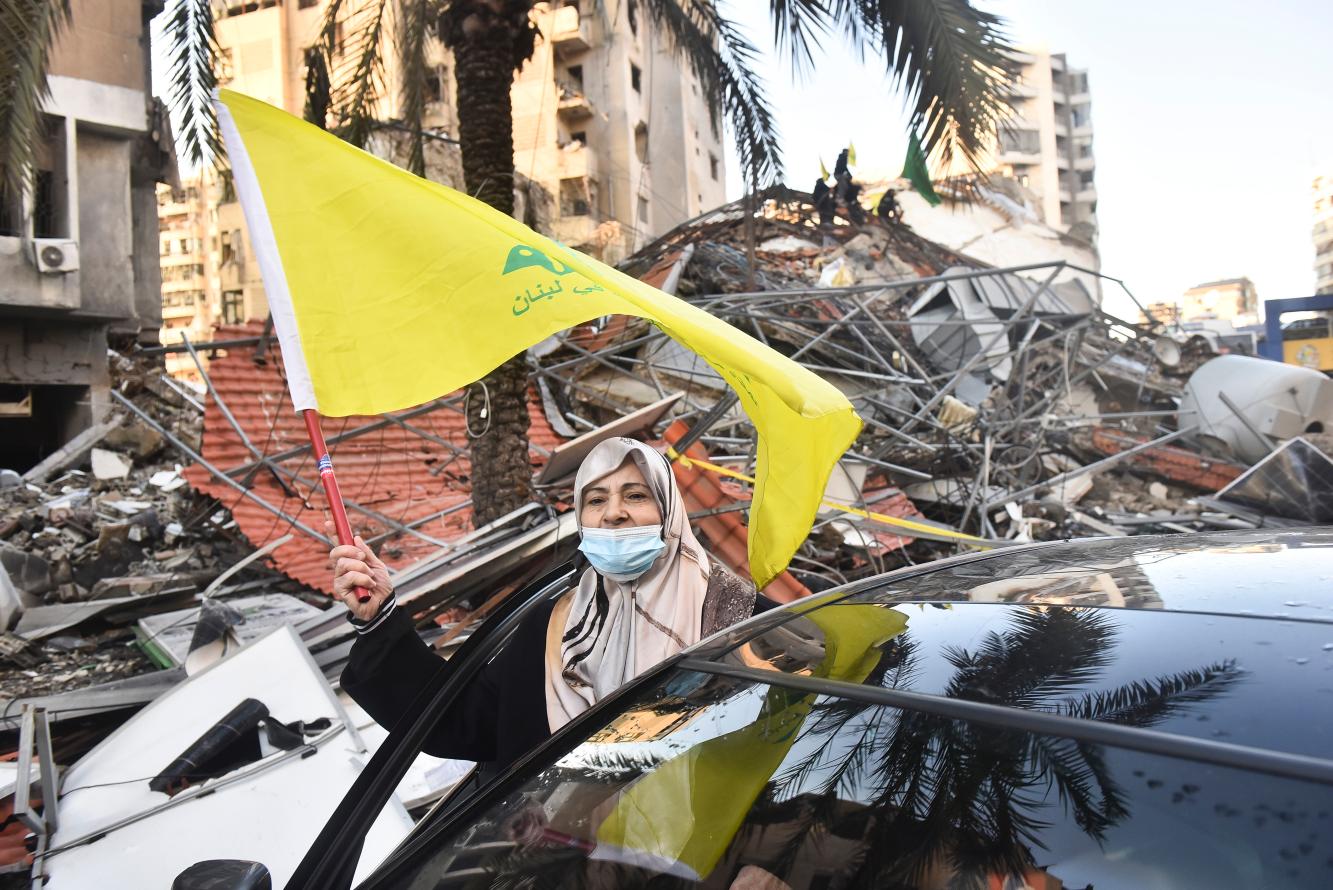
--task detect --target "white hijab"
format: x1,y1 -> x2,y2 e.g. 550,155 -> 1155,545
545,438 -> 711,731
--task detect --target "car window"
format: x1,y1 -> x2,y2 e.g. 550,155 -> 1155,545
370,664 -> 1333,889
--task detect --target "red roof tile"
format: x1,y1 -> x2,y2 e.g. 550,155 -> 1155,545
183,323 -> 566,594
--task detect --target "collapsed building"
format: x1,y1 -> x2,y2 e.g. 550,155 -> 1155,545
0,0 -> 176,474
2,181 -> 1332,880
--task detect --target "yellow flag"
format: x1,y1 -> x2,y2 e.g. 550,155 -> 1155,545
214,90 -> 861,589
596,604 -> 907,878
818,156 -> 830,180
847,141 -> 858,166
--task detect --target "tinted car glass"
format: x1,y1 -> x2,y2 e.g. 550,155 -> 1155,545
842,530 -> 1333,622
373,667 -> 1333,889
716,601 -> 1333,759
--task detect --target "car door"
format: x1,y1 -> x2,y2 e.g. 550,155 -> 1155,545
352,599 -> 1333,890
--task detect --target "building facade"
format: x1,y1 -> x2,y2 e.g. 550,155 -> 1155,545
1,0 -> 172,471
164,0 -> 725,353
1315,171 -> 1333,294
1178,277 -> 1260,325
992,46 -> 1097,241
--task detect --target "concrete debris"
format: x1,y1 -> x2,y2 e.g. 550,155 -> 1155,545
0,182 -> 1325,873
0,350 -> 295,704
90,448 -> 133,480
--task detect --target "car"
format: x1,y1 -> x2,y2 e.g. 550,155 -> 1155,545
178,529 -> 1333,890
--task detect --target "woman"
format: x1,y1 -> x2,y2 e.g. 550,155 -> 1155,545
332,437 -> 773,778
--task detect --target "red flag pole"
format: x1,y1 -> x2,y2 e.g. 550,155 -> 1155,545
302,408 -> 369,602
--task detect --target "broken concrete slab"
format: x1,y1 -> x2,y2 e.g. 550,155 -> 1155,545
90,448 -> 132,480
100,417 -> 165,459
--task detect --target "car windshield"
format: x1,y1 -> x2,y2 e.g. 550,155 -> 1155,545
368,600 -> 1333,889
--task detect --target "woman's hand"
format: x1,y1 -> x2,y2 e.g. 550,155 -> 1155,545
327,522 -> 394,621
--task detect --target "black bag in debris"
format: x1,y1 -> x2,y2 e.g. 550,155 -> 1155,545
150,698 -> 270,795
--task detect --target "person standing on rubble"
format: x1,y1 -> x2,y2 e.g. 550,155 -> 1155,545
329,437 -> 774,781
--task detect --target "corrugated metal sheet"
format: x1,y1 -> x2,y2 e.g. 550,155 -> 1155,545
182,322 -> 565,594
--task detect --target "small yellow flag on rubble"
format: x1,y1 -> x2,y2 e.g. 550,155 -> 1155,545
214,89 -> 861,589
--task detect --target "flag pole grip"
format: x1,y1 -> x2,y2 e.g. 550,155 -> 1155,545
302,409 -> 370,602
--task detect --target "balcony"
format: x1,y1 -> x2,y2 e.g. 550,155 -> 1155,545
1076,186 -> 1098,203
160,252 -> 201,267
552,5 -> 592,56
557,143 -> 598,180
998,149 -> 1041,167
162,276 -> 205,294
557,88 -> 594,122
161,301 -> 198,320
553,214 -> 598,246
1074,154 -> 1095,172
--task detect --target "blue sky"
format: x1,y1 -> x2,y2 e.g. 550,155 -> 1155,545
720,0 -> 1333,319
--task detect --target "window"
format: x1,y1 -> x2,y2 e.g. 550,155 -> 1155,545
567,64 -> 583,89
998,127 -> 1040,155
217,47 -> 235,86
426,70 -> 444,104
221,290 -> 244,324
559,177 -> 590,217
626,0 -> 638,34
570,131 -> 587,146
385,602 -> 1333,890
32,116 -> 67,239
298,0 -> 319,8
634,122 -> 648,164
219,170 -> 237,204
637,195 -> 648,222
709,153 -> 719,181
0,181 -> 20,237
630,63 -> 642,94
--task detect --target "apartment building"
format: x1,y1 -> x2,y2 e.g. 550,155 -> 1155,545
991,47 -> 1097,241
1315,171 -> 1333,294
1142,277 -> 1260,330
1,0 -> 173,471
169,0 -> 725,344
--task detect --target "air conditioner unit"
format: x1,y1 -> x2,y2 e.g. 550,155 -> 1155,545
33,238 -> 79,274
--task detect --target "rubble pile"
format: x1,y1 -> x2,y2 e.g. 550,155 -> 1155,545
0,351 -> 295,699
526,187 -> 1333,584
1,185 -> 1332,883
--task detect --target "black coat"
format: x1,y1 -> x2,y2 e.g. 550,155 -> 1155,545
342,571 -> 775,774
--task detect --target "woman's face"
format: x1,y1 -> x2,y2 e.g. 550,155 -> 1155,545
580,459 -> 663,529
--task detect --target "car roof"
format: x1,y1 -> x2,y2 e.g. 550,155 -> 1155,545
680,529 -> 1333,783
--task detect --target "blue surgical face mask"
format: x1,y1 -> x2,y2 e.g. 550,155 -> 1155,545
579,525 -> 666,581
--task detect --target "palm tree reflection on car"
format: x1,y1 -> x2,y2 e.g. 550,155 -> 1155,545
480,608 -> 1240,889
759,608 -> 1240,888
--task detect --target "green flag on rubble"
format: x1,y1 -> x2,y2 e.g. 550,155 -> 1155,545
901,133 -> 941,206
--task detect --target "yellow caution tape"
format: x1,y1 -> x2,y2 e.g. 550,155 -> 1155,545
667,447 -> 991,548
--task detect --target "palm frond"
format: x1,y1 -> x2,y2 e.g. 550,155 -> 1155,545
1026,734 -> 1128,839
162,0 -> 221,166
317,0 -> 390,149
639,0 -> 783,188
303,46 -> 330,128
0,0 -> 70,197
395,0 -> 432,176
1057,660 -> 1242,727
859,0 -> 1014,171
944,608 -> 1117,709
766,0 -> 830,77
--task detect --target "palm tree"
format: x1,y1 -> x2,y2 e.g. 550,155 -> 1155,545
0,0 -> 1015,526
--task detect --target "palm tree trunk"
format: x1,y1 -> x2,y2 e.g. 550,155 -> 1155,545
453,15 -> 534,525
